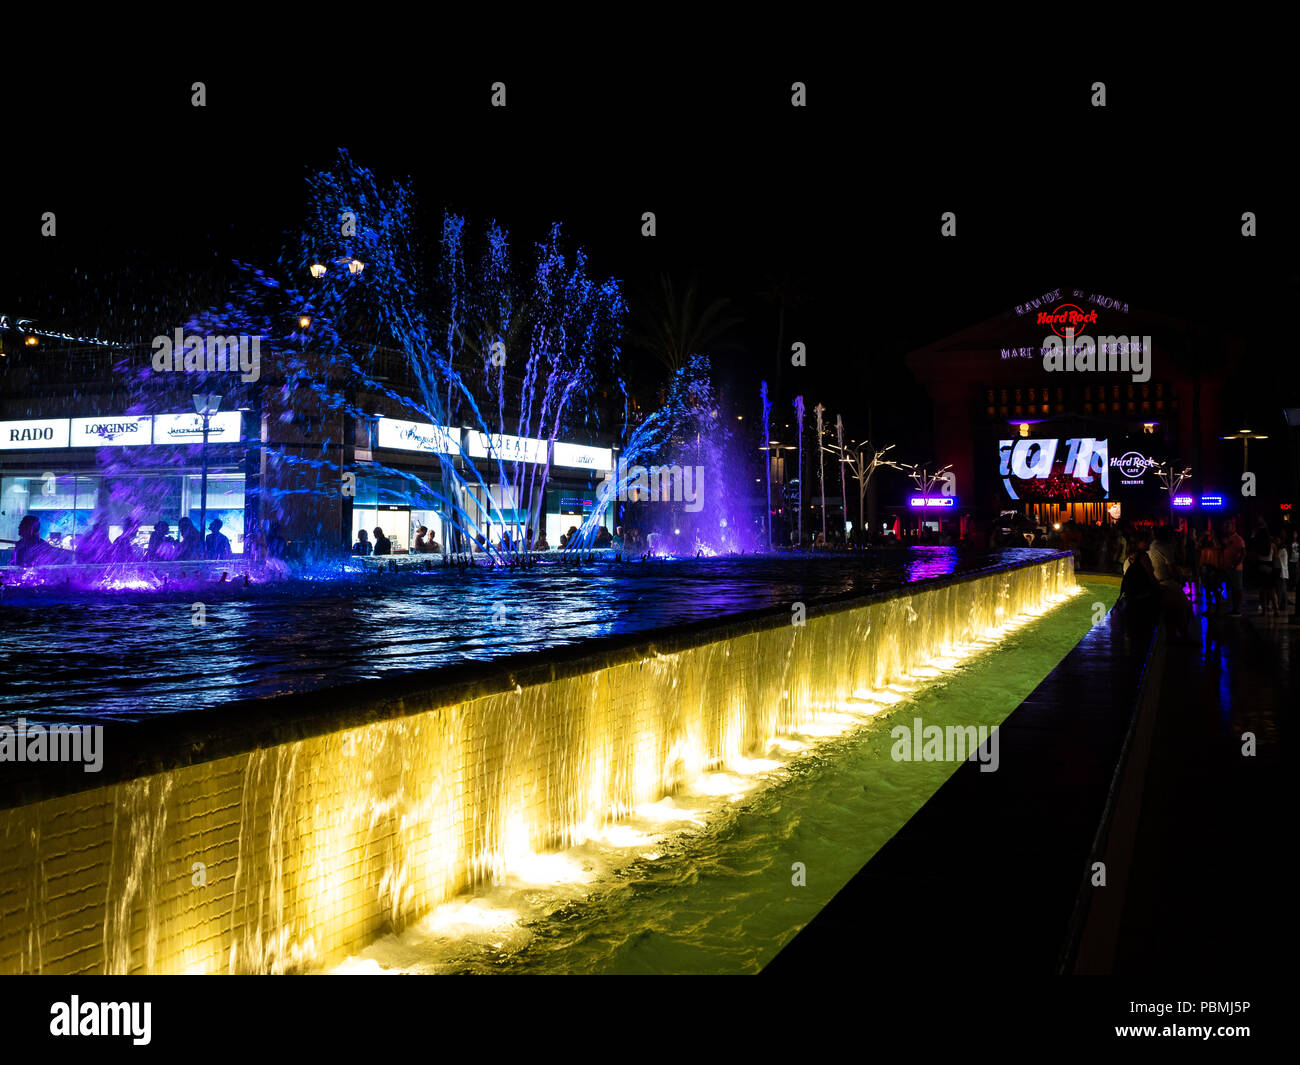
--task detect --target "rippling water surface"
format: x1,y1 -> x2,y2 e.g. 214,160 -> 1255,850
0,549 -> 1059,725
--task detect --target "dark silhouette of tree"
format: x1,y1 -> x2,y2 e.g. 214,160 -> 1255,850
628,274 -> 741,382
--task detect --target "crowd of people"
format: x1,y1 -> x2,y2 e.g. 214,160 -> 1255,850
8,513 -> 286,566
1116,517 -> 1296,640
352,523 -> 632,556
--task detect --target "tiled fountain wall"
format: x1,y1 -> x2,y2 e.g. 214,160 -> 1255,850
0,554 -> 1074,974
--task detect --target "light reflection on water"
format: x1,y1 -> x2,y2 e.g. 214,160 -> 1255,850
0,549 -> 1058,726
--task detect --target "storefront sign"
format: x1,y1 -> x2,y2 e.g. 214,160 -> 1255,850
153,411 -> 243,444
0,418 -> 70,450
466,430 -> 548,465
552,441 -> 613,471
70,415 -> 153,447
1172,495 -> 1195,507
1110,448 -> 1162,487
0,313 -> 127,349
908,497 -> 957,508
998,437 -> 1109,502
1200,495 -> 1225,508
376,418 -> 460,454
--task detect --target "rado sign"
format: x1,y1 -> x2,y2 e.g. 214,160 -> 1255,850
0,418 -> 71,450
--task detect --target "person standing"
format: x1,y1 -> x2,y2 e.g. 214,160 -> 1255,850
1273,536 -> 1290,613
1221,521 -> 1247,616
205,518 -> 233,561
372,527 -> 391,556
1197,531 -> 1224,614
266,523 -> 287,560
1251,518 -> 1274,613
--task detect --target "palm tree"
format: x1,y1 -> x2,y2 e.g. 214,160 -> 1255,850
628,274 -> 741,380
756,272 -> 806,389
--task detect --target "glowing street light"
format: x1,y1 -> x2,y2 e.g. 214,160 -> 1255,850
1221,429 -> 1268,474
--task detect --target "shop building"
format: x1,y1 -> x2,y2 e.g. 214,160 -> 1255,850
904,288 -> 1245,529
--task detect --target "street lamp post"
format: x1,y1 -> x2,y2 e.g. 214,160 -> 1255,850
826,438 -> 901,544
835,415 -> 848,542
1221,429 -> 1268,476
814,404 -> 827,544
194,393 -> 222,556
1154,461 -> 1192,526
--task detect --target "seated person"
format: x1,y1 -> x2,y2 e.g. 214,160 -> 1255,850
174,517 -> 203,561
594,526 -> 613,548
13,515 -> 71,566
533,532 -> 549,551
352,529 -> 373,556
145,520 -> 177,561
413,526 -> 433,553
109,517 -> 142,562
372,527 -> 392,556
427,535 -> 441,553
76,517 -> 113,564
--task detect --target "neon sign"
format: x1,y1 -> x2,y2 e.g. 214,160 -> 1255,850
908,497 -> 956,508
1200,495 -> 1224,508
1171,495 -> 1194,507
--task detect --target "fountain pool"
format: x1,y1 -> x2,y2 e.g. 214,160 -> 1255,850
0,550 -> 1081,975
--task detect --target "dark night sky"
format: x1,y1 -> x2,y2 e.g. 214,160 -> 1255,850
2,48 -> 1295,467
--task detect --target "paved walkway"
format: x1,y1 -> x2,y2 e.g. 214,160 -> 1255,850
1113,590 -> 1294,973
766,574 -> 1293,976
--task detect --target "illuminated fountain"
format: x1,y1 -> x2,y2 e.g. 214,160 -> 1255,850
0,551 -> 1077,974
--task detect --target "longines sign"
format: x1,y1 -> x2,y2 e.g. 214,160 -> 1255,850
0,313 -> 126,349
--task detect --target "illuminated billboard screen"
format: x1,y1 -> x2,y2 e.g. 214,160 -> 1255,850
998,437 -> 1109,502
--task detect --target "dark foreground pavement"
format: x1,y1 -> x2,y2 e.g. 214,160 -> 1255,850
766,579 -> 1291,977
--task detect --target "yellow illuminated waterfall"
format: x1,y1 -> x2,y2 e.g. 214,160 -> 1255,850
0,556 -> 1075,974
